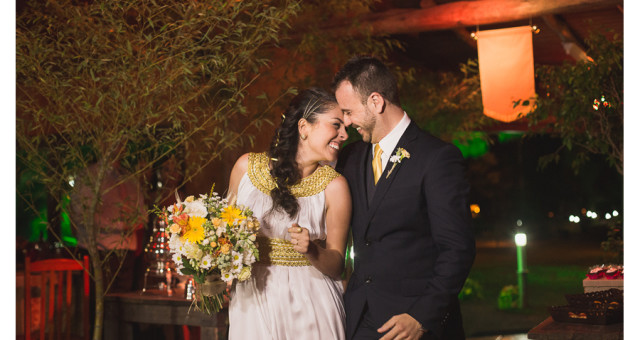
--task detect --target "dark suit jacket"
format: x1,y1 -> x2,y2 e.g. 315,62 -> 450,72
336,121 -> 476,340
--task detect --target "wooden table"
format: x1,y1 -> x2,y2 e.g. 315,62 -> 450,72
527,316 -> 623,340
104,290 -> 227,340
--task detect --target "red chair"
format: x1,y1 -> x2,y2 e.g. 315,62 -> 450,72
24,255 -> 90,340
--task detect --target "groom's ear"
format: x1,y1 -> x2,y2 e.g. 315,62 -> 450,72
367,92 -> 385,114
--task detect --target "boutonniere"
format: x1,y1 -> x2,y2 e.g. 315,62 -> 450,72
386,147 -> 410,178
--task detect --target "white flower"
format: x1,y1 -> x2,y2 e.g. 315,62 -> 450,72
200,255 -> 214,269
231,262 -> 242,274
172,253 -> 184,266
184,241 -> 203,260
169,233 -> 184,252
386,147 -> 411,178
216,226 -> 226,237
221,270 -> 235,282
231,251 -> 243,266
242,250 -> 256,265
183,200 -> 208,217
238,266 -> 252,281
202,238 -> 210,245
248,234 -> 257,242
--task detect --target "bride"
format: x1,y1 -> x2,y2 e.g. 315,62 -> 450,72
226,88 -> 352,339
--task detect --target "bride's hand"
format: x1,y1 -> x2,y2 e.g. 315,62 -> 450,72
288,223 -> 310,254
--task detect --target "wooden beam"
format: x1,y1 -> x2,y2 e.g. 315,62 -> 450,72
420,0 -> 477,49
323,0 -> 622,36
541,14 -> 593,62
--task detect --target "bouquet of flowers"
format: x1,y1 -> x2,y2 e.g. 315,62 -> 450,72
154,190 -> 260,314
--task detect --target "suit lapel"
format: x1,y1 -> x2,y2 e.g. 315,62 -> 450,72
363,122 -> 420,236
355,143 -> 371,213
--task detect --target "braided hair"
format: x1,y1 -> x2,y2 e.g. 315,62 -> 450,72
267,88 -> 338,218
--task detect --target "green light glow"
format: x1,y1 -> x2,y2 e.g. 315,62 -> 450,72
60,195 -> 77,246
498,131 -> 523,143
452,132 -> 489,159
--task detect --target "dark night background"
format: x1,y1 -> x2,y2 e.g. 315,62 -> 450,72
464,133 -> 623,243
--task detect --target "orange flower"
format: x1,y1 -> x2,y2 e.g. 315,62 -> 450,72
173,203 -> 184,214
220,243 -> 232,254
173,213 -> 189,227
211,217 -> 222,227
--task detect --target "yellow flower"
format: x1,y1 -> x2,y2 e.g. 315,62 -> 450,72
220,206 -> 244,225
185,195 -> 195,202
400,148 -> 410,159
182,216 -> 206,243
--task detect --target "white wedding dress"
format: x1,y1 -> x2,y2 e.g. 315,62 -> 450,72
228,153 -> 346,340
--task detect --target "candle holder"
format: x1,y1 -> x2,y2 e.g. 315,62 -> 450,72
142,219 -> 176,295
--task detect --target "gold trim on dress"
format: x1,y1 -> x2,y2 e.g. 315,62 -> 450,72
247,152 -> 340,198
257,237 -> 311,267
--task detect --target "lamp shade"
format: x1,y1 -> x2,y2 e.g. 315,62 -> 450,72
477,26 -> 536,122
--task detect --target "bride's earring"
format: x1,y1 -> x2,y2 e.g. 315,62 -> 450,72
300,134 -> 307,140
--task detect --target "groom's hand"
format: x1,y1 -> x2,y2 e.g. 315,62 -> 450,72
378,313 -> 425,340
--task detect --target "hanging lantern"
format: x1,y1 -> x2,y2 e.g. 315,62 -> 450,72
477,26 -> 536,122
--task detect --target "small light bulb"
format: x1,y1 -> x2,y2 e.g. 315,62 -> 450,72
515,233 -> 527,246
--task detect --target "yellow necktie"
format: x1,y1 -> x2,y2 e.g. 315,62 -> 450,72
372,144 -> 383,185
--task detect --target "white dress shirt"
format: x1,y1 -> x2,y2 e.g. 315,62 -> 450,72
372,112 -> 411,171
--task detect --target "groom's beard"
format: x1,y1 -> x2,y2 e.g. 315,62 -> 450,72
358,107 -> 377,143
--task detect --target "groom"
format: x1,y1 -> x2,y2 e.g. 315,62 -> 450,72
334,56 -> 476,340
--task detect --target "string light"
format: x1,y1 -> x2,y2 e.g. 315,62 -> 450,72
593,95 -> 610,111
